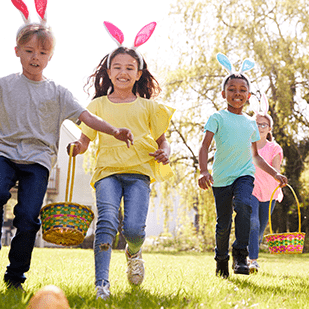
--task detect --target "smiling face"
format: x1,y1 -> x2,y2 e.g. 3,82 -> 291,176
222,78 -> 251,114
256,114 -> 271,140
15,34 -> 53,81
107,53 -> 142,93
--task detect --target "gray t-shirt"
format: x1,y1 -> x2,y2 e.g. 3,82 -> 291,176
0,73 -> 86,171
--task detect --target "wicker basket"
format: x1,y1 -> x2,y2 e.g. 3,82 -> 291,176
265,184 -> 305,254
40,146 -> 94,246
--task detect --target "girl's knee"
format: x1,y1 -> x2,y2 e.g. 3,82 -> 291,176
122,225 -> 145,241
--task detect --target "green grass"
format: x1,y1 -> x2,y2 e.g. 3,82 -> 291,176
0,247 -> 309,308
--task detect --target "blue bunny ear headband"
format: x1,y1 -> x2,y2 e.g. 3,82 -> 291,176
216,53 -> 255,91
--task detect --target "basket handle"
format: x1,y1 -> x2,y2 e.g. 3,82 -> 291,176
65,145 -> 76,203
268,184 -> 301,234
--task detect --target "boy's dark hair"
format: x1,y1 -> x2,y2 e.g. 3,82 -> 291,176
223,74 -> 250,90
85,47 -> 161,100
16,23 -> 55,52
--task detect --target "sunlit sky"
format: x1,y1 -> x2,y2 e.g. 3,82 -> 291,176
0,0 -> 174,105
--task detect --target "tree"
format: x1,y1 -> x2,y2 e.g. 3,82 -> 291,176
162,0 -> 309,240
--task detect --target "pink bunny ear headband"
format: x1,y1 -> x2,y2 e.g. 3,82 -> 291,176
216,53 -> 255,91
104,21 -> 156,70
249,91 -> 274,127
12,0 -> 47,24
12,0 -> 48,38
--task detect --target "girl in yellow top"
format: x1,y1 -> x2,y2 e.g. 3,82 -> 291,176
68,21 -> 175,300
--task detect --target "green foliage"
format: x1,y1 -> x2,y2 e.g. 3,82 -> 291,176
1,248 -> 309,308
162,0 -> 309,235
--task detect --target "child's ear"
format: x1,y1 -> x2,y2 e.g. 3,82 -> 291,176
136,70 -> 142,81
221,90 -> 226,99
107,69 -> 111,79
247,93 -> 251,99
15,46 -> 20,57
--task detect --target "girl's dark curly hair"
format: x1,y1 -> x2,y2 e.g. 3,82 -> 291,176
85,47 -> 161,100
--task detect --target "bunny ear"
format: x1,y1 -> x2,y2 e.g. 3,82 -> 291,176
260,93 -> 269,115
249,95 -> 260,114
216,53 -> 233,74
11,0 -> 29,22
35,0 -> 48,22
133,22 -> 156,48
240,58 -> 255,73
103,21 -> 124,46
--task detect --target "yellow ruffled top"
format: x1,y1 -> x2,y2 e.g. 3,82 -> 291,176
80,96 -> 175,187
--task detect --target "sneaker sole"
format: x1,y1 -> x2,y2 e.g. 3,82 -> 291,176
249,267 -> 258,274
234,268 -> 249,275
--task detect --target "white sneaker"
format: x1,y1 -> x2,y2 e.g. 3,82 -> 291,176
125,245 -> 145,286
96,283 -> 110,300
249,260 -> 260,274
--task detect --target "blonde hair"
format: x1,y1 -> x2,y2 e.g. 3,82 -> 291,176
16,24 -> 55,52
255,113 -> 274,141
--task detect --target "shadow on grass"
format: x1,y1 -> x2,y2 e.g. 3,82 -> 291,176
66,286 -> 201,309
0,289 -> 31,309
228,272 -> 309,296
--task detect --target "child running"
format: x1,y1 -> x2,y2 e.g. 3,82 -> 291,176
67,21 -> 175,300
248,93 -> 284,273
0,0 -> 133,291
198,53 -> 287,278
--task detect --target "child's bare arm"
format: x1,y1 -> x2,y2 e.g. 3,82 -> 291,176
149,133 -> 170,165
251,142 -> 287,187
198,131 -> 214,190
79,110 -> 134,148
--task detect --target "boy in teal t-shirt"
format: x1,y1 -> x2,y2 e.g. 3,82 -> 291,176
198,53 -> 287,278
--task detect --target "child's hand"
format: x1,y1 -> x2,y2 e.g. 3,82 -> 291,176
274,173 -> 288,187
66,142 -> 82,157
198,171 -> 214,190
114,128 -> 134,148
149,149 -> 170,165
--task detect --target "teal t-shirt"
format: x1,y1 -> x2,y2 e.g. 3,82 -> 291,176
205,110 -> 260,187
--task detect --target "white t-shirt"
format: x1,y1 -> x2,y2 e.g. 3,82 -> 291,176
0,73 -> 85,171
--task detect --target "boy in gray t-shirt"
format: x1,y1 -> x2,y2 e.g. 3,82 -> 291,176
0,21 -> 133,291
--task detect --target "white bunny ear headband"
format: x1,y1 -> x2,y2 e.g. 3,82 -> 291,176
104,21 -> 157,70
216,53 -> 255,91
12,0 -> 48,39
249,92 -> 274,127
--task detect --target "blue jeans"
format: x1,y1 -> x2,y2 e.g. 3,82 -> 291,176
0,156 -> 49,283
249,196 -> 276,259
94,173 -> 150,287
212,176 -> 254,261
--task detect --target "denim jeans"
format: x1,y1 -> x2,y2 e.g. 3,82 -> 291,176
212,176 -> 254,261
0,156 -> 49,283
249,195 -> 276,259
94,173 -> 150,287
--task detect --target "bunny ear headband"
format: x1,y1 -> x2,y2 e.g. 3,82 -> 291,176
12,0 -> 48,38
216,52 -> 255,91
249,92 -> 274,127
104,21 -> 157,70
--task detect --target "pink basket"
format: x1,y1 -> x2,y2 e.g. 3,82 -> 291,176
265,184 -> 305,254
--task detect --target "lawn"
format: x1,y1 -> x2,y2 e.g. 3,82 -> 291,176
0,247 -> 308,308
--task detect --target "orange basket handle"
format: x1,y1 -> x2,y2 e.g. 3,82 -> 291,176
65,145 -> 76,203
268,184 -> 301,234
